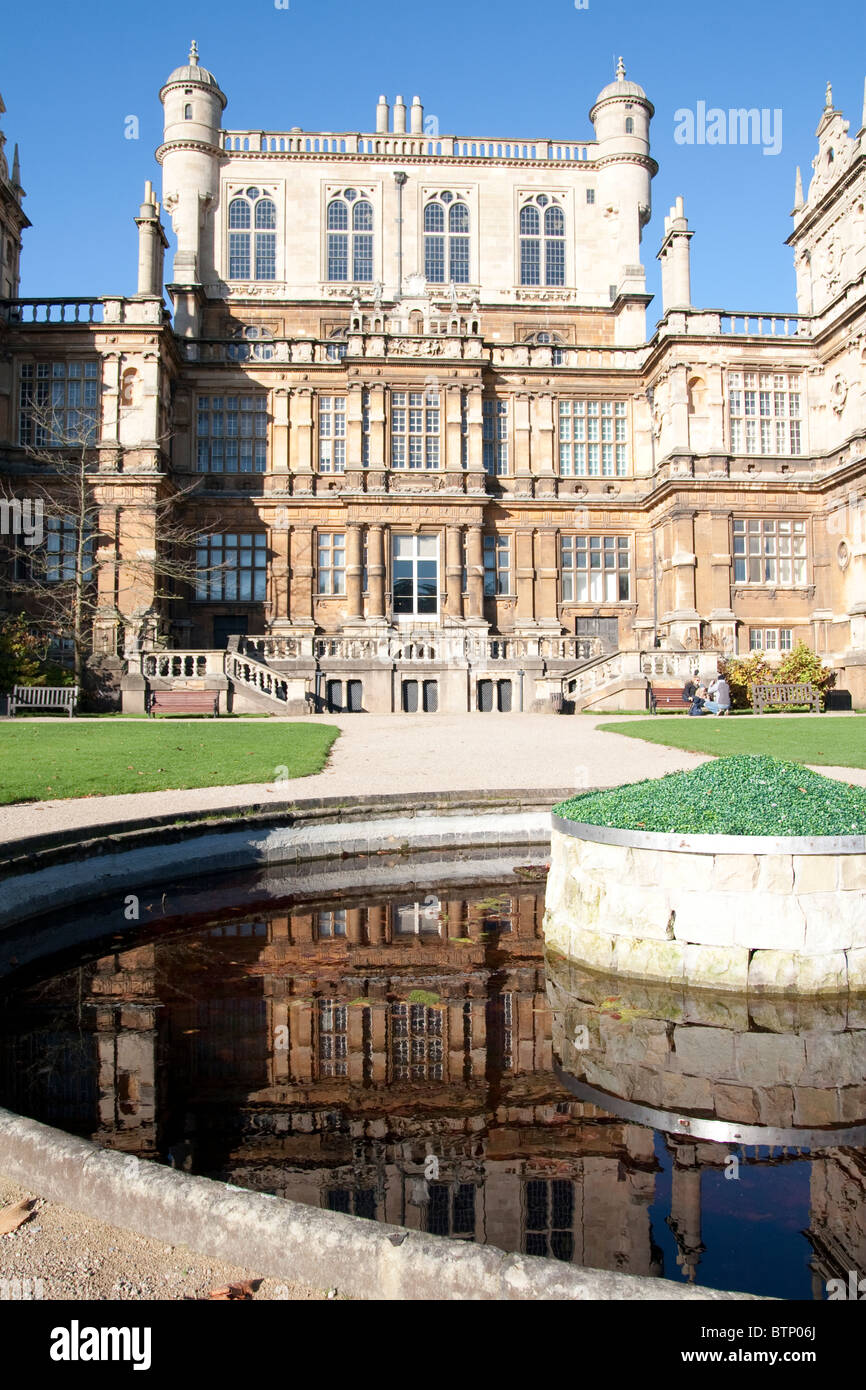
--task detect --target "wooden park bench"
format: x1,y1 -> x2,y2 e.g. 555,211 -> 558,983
751,681 -> 821,714
146,689 -> 219,718
10,684 -> 78,718
647,684 -> 690,713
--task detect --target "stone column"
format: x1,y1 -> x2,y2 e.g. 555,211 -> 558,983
514,392 -> 532,488
531,394 -> 556,495
366,383 -> 386,473
346,524 -> 364,621
444,385 -> 464,478
270,523 -> 291,623
346,383 -> 364,476
367,524 -> 386,619
272,389 -> 290,475
445,525 -> 464,618
289,389 -> 314,479
534,529 -> 559,625
290,526 -> 315,623
366,905 -> 384,945
515,529 -> 536,624
466,525 -> 484,619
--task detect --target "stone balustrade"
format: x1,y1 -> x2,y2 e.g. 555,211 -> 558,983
140,650 -> 223,679
222,130 -> 596,163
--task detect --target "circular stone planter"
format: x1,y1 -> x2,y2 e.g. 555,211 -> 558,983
543,817 -> 866,995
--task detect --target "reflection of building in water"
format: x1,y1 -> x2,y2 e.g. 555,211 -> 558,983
807,1152 -> 866,1296
550,952 -> 866,1294
174,888 -> 661,1274
0,884 -> 659,1275
0,944 -> 160,1158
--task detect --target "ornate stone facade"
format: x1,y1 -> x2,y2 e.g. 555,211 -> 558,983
1,50 -> 865,711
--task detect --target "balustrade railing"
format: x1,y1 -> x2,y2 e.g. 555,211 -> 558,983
222,130 -> 596,163
226,649 -> 290,704
141,651 -> 222,679
0,298 -> 104,325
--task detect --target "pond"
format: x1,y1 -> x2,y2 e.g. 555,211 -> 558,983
0,853 -> 863,1300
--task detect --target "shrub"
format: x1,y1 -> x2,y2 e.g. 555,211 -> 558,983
719,652 -> 771,710
720,643 -> 836,710
777,641 -> 836,707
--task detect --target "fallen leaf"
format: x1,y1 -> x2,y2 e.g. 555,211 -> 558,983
208,1280 -> 256,1300
0,1198 -> 37,1235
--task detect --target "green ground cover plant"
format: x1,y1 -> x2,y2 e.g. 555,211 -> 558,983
596,715 -> 866,768
554,754 -> 866,836
0,722 -> 339,804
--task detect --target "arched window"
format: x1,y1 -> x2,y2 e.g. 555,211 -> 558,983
424,193 -> 470,284
625,117 -> 634,134
184,103 -> 193,120
519,205 -> 541,285
520,197 -> 566,287
544,205 -> 565,286
327,189 -> 374,282
227,188 -> 277,281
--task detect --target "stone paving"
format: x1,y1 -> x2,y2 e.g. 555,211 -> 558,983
0,712 -> 862,845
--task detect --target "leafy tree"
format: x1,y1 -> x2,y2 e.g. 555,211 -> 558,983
0,613 -> 73,692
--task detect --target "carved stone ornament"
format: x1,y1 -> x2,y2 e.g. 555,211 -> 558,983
830,372 -> 849,416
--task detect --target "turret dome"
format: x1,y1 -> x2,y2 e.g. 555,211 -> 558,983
161,42 -> 226,104
592,57 -> 650,111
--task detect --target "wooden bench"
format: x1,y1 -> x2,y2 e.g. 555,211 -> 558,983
147,689 -> 219,718
10,684 -> 78,718
647,684 -> 690,713
752,682 -> 821,714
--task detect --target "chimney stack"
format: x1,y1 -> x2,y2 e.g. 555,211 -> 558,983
657,196 -> 693,312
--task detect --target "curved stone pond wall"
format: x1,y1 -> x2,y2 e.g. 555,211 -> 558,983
544,818 -> 866,995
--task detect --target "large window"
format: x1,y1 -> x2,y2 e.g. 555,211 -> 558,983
525,1179 -> 574,1262
561,535 -> 630,602
196,395 -> 267,473
519,196 -> 566,287
318,397 -> 346,473
482,399 -> 508,476
424,192 -> 470,284
327,189 -> 374,282
483,535 -> 511,595
391,391 -> 440,469
728,372 -> 802,455
19,361 -> 100,447
195,533 -> 267,601
749,627 -> 793,652
392,533 -> 438,617
391,1002 -> 443,1081
43,517 -> 95,583
228,187 -> 277,281
733,519 -> 807,586
317,532 -> 346,595
559,401 -> 628,476
318,1000 -> 347,1079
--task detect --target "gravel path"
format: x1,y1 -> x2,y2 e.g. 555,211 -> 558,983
0,1177 -> 329,1301
0,713 -> 709,843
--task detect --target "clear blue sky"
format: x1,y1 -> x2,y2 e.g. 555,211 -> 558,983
3,0 -> 864,328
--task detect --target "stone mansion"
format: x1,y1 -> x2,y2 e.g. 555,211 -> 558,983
0,47 -> 864,713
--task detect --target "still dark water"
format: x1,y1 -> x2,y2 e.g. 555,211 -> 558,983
1,858 -> 863,1301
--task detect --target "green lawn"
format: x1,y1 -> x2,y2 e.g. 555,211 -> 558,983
596,715 -> 866,769
0,722 -> 340,804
